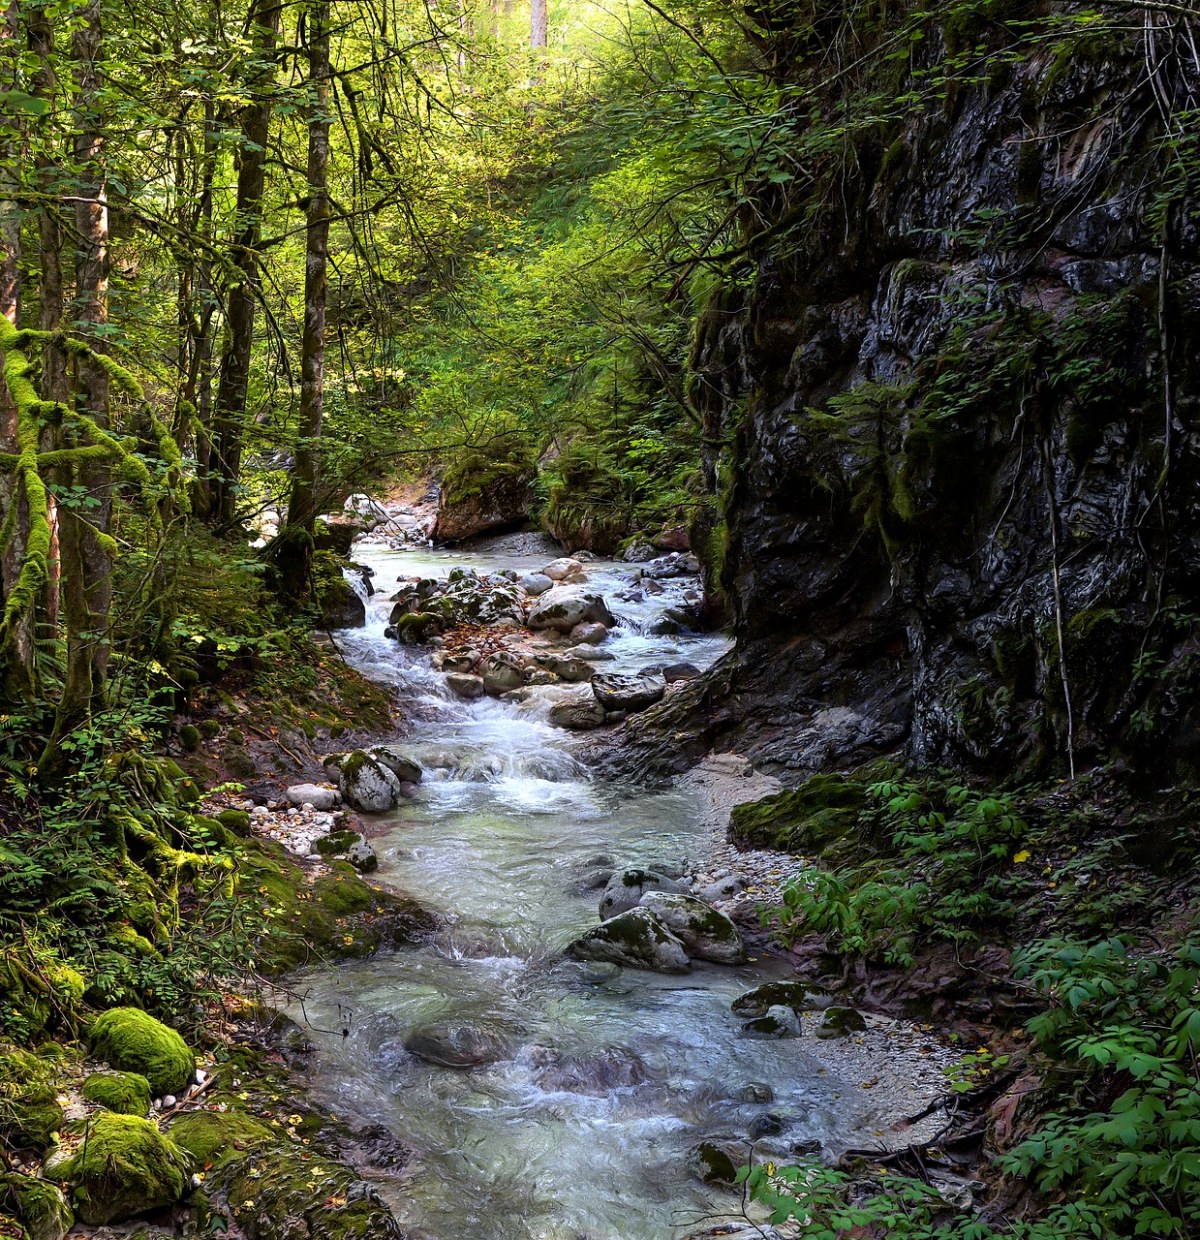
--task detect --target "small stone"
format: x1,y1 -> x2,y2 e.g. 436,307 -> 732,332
161,1094 -> 177,1108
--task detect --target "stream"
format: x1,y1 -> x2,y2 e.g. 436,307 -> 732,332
281,536 -> 948,1239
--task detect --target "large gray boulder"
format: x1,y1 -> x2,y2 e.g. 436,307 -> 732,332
518,572 -> 554,596
284,783 -> 338,810
325,750 -> 401,813
445,672 -> 486,700
637,892 -> 746,965
599,868 -> 687,919
591,672 -> 665,712
368,744 -> 423,784
404,1022 -> 513,1068
567,908 -> 691,974
549,697 -> 607,730
526,586 -> 616,633
482,651 -> 527,695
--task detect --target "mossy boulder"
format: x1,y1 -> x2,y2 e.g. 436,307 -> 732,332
0,1046 -> 63,1150
81,1071 -> 152,1117
636,892 -> 746,965
729,772 -> 870,854
239,842 -> 436,974
206,1143 -> 405,1239
86,1009 -> 194,1097
740,1005 -> 802,1039
567,908 -> 691,974
46,1112 -> 192,1225
168,1109 -> 274,1167
814,1006 -> 868,1039
731,980 -> 828,1018
0,1172 -> 73,1240
313,830 -> 360,858
217,808 -> 252,837
686,1139 -> 743,1188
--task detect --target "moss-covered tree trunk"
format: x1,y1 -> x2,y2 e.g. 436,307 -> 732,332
208,0 -> 281,529
0,0 -> 35,702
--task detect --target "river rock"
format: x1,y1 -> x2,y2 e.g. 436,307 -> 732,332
527,1046 -> 648,1094
347,840 -> 378,873
445,672 -> 486,700
482,651 -> 527,695
697,875 -> 746,903
368,744 -> 423,784
686,1139 -> 744,1188
284,783 -> 338,810
442,651 -> 478,673
731,980 -> 817,1018
549,697 -> 607,730
540,654 -> 594,683
740,1005 -> 802,1039
814,1006 -> 868,1038
564,645 -> 615,661
569,621 -> 608,645
518,572 -> 554,596
567,908 -> 691,974
404,1023 -> 513,1069
599,868 -> 687,919
591,672 -> 665,712
636,892 -> 746,964
663,661 -> 702,682
327,751 -> 401,813
526,585 -> 615,633
621,539 -> 657,562
541,557 -> 585,582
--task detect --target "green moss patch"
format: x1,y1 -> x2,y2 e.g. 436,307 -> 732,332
47,1112 -> 192,1226
730,772 -> 871,854
86,1009 -> 195,1097
81,1071 -> 152,1117
0,1046 -> 63,1151
239,841 -> 436,974
168,1109 -> 274,1168
0,1172 -> 73,1240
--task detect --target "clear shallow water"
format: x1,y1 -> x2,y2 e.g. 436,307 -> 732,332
286,545 -> 903,1238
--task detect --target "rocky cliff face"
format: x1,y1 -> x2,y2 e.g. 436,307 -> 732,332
625,5 -> 1200,783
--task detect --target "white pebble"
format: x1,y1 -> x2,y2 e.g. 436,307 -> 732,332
162,1094 -> 177,1108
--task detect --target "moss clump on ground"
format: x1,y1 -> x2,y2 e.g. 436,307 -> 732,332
81,1071 -> 152,1116
216,808 -> 251,836
168,1109 -> 274,1167
0,1046 -> 63,1150
730,771 -> 871,853
0,1172 -> 73,1240
208,1142 -> 405,1240
86,1009 -> 194,1097
46,1112 -> 192,1225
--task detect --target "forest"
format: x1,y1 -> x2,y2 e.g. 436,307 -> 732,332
0,0 -> 1198,1236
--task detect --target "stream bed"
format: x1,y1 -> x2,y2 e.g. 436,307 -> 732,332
280,538 -> 951,1239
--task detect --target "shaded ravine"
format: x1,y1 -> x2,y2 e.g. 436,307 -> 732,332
281,540 -> 949,1239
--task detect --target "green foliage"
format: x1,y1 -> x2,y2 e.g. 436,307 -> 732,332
767,779 -> 1029,965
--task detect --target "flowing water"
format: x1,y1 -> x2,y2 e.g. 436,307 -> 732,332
282,539 -> 943,1239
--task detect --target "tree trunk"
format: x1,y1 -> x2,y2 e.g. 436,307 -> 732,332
280,0 -> 331,597
209,0 -> 281,528
0,0 -> 34,701
53,0 -> 112,739
28,4 -> 64,636
530,0 -> 547,50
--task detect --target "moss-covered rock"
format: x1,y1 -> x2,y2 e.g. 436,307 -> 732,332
729,772 -> 870,854
212,1143 -> 405,1239
46,1112 -> 192,1225
239,841 -> 436,974
731,980 -> 824,1018
217,808 -> 252,836
0,1172 -> 73,1240
81,1071 -> 152,1117
86,1009 -> 194,1097
313,830 -> 360,858
814,1006 -> 868,1038
168,1110 -> 274,1167
0,1046 -> 63,1150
